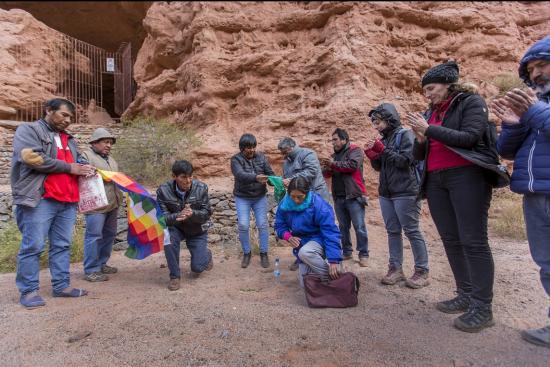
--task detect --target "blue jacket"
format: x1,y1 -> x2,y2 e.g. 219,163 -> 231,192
274,192 -> 342,263
497,98 -> 550,194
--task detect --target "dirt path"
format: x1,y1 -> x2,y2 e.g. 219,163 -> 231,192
1,204 -> 549,367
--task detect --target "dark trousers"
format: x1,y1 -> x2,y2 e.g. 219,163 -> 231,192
425,165 -> 494,305
164,227 -> 210,279
334,197 -> 369,258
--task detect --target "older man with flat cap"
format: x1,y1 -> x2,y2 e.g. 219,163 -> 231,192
81,127 -> 123,282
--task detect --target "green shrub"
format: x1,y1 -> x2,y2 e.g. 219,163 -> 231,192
492,73 -> 524,97
112,116 -> 200,188
0,219 -> 85,273
489,190 -> 526,240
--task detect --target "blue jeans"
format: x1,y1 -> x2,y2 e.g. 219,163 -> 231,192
15,198 -> 77,296
523,193 -> 550,317
379,196 -> 429,271
83,208 -> 118,274
235,195 -> 269,254
164,227 -> 210,279
334,197 -> 369,257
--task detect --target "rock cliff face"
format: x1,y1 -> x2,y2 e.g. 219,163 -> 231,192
125,1 -> 549,190
0,8 -> 67,118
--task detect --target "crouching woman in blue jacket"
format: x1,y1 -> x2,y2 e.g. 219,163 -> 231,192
274,177 -> 343,287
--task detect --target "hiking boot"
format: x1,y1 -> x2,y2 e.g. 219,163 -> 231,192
288,260 -> 299,271
436,293 -> 471,314
84,272 -> 109,282
521,326 -> 550,348
241,252 -> 251,268
101,264 -> 118,274
204,253 -> 214,271
260,252 -> 270,268
168,278 -> 180,291
405,269 -> 430,289
381,266 -> 405,285
358,256 -> 369,267
453,304 -> 495,333
343,253 -> 353,260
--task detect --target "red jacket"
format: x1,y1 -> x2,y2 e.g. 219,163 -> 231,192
42,132 -> 79,202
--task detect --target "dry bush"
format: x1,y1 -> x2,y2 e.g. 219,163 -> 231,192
112,116 -> 200,188
489,189 -> 526,240
492,73 -> 524,97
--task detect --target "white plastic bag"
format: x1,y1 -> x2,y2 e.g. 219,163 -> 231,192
78,173 -> 108,213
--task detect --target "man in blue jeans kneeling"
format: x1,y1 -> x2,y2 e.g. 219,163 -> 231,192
156,160 -> 214,291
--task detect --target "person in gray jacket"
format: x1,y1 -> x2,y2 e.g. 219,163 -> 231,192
11,98 -> 95,309
277,137 -> 330,202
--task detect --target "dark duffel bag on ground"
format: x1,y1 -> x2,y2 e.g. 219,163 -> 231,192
303,272 -> 360,308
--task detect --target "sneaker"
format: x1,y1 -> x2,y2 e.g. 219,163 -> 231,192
453,304 -> 495,333
84,272 -> 109,282
381,266 -> 405,285
288,260 -> 299,271
405,269 -> 430,289
260,252 -> 270,268
521,326 -> 550,348
20,291 -> 46,309
101,264 -> 118,274
168,278 -> 180,291
241,252 -> 251,268
358,256 -> 368,267
436,293 -> 471,314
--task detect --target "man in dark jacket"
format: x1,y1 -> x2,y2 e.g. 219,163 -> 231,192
365,104 -> 429,289
11,98 -> 95,309
493,35 -> 550,348
156,160 -> 213,291
230,133 -> 275,268
321,128 -> 369,267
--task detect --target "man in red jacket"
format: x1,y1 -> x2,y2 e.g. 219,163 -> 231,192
11,98 -> 95,309
321,128 -> 369,267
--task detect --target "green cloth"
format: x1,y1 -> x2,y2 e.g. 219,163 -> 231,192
268,176 -> 286,203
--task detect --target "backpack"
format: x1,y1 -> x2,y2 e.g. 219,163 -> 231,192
392,128 -> 424,184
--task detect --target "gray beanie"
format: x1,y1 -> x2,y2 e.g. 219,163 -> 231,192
421,61 -> 460,87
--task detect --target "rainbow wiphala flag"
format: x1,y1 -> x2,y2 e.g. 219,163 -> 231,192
97,169 -> 168,260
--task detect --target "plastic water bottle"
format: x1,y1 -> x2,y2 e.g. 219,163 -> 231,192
274,258 -> 281,282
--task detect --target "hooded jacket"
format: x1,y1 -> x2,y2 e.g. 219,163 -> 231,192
274,192 -> 342,263
413,87 -> 510,192
365,103 -> 419,198
498,36 -> 550,195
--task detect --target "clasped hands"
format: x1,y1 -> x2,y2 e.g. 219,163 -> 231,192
176,204 -> 193,222
490,88 -> 538,125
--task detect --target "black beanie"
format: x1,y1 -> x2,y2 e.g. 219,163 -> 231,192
421,61 -> 460,87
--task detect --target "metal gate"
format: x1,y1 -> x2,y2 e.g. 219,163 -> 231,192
12,32 -> 133,123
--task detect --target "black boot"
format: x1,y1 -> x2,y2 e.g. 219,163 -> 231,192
453,303 -> 495,333
260,252 -> 270,268
241,252 -> 251,268
436,293 -> 471,314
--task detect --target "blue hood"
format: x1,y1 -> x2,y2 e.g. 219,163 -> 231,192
518,35 -> 550,87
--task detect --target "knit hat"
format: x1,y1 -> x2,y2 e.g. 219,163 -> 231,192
421,61 -> 460,87
88,127 -> 116,144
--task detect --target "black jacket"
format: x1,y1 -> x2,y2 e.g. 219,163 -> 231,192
324,143 -> 367,200
156,179 -> 212,237
369,104 -> 419,198
413,91 -> 510,192
231,151 -> 275,198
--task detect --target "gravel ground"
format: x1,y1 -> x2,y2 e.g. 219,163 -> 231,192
0,204 -> 549,367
